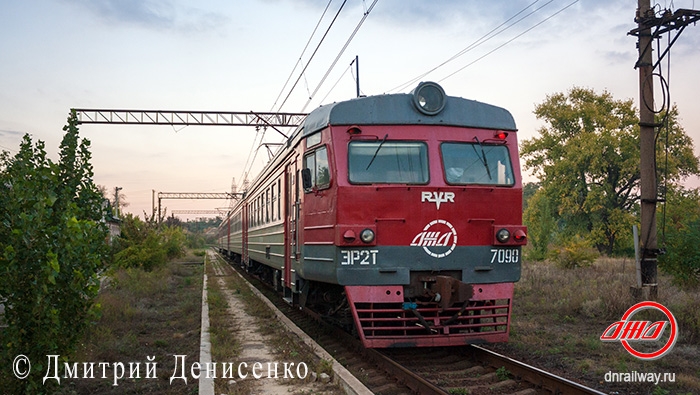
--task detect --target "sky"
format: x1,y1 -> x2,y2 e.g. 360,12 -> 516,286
1,0 -> 699,220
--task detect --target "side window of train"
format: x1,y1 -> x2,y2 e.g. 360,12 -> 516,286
302,146 -> 330,192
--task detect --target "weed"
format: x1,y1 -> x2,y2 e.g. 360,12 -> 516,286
496,366 -> 511,381
577,359 -> 594,373
58,260 -> 202,394
154,339 -> 168,348
652,386 -> 670,395
316,359 -> 334,376
448,388 -> 470,395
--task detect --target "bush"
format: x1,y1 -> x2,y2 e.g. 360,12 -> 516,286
549,235 -> 599,268
111,214 -> 185,271
113,232 -> 167,271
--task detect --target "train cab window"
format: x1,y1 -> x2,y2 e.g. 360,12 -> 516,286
348,141 -> 428,184
441,142 -> 514,186
306,132 -> 322,148
302,146 -> 330,192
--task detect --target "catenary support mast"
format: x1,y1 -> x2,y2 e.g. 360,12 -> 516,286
630,1 -> 700,299
636,0 -> 658,298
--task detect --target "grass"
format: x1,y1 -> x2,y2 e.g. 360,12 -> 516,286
56,258 -> 203,394
205,254 -> 342,394
488,257 -> 700,394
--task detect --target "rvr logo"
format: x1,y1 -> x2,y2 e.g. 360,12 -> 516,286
421,191 -> 455,210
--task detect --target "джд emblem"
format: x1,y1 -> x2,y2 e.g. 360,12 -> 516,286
410,219 -> 457,258
600,301 -> 678,360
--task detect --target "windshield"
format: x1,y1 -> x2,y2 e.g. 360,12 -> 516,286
441,142 -> 514,185
348,141 -> 429,184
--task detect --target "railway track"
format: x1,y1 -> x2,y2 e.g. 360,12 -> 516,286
215,250 -> 606,395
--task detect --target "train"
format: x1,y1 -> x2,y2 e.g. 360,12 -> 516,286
217,81 -> 527,348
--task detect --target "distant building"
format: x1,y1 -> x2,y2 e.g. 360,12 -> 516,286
102,199 -> 121,243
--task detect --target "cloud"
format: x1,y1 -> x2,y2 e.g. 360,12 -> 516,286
64,0 -> 229,33
0,129 -> 25,138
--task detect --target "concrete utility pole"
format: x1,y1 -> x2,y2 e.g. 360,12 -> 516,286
636,0 -> 658,298
114,186 -> 123,218
630,1 -> 700,300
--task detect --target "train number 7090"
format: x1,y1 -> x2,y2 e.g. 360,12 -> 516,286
490,248 -> 519,264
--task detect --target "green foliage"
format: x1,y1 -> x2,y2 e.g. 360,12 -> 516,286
659,188 -> 700,287
523,185 -> 557,261
181,216 -> 222,233
112,214 -> 185,271
549,235 -> 599,269
521,87 -> 699,255
0,111 -> 108,393
185,232 -> 208,249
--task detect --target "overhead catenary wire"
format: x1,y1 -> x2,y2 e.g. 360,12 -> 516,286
240,0 -> 380,187
274,0 -> 349,113
269,0 -> 336,113
439,0 -> 580,83
240,0 -> 347,191
389,0 -> 548,93
656,25 -> 674,250
239,1 -> 352,188
318,63 -> 354,104
301,0 -> 379,112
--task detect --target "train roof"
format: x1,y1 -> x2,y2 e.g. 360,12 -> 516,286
302,82 -> 517,137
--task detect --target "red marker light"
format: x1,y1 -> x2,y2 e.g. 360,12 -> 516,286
514,229 -> 527,242
343,230 -> 357,241
496,132 -> 508,140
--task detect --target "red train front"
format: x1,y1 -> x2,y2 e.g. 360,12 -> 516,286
219,82 -> 526,348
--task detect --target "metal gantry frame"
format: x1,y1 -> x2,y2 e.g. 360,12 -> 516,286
72,108 -> 307,223
72,109 -> 307,139
72,109 -> 306,128
157,192 -> 240,223
170,209 -> 228,215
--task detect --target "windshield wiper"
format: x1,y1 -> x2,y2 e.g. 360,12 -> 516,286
366,134 -> 389,170
471,137 -> 492,180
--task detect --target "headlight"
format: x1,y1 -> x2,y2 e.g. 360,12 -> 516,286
411,81 -> 446,115
496,228 -> 510,243
360,228 -> 375,243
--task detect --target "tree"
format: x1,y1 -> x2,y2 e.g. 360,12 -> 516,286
522,185 -> 557,261
0,111 -> 109,393
658,187 -> 700,286
521,87 -> 698,255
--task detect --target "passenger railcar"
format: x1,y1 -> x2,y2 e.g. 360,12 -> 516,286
218,82 -> 527,348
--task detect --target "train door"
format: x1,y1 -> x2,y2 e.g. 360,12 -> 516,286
242,201 -> 249,267
226,216 -> 231,254
283,159 -> 300,303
